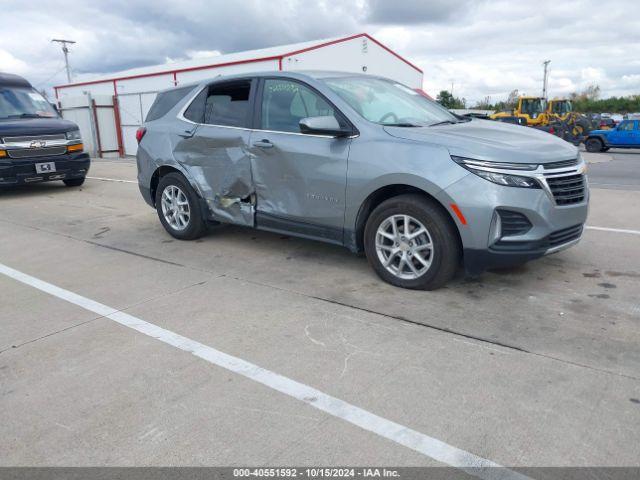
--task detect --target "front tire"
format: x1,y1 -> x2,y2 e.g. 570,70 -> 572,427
585,137 -> 604,152
155,172 -> 206,240
363,194 -> 460,290
63,177 -> 85,187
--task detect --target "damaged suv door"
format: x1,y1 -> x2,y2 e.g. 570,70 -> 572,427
174,78 -> 256,225
250,78 -> 353,243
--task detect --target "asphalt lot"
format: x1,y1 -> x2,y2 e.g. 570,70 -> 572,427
1,149 -> 639,472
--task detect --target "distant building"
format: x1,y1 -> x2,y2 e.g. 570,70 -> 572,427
54,33 -> 424,156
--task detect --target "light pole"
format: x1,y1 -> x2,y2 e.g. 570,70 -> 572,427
542,60 -> 551,99
52,39 -> 76,83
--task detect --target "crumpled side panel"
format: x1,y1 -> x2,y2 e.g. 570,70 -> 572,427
173,127 -> 255,226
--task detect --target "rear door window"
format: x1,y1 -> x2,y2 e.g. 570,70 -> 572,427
203,80 -> 252,128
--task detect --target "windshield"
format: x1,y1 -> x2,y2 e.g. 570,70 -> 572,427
0,87 -> 58,120
323,76 -> 459,127
551,101 -> 572,114
520,98 -> 545,115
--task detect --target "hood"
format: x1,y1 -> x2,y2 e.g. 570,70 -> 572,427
0,117 -> 79,139
383,118 -> 578,164
589,128 -> 609,136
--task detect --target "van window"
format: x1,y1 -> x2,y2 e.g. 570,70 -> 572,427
203,81 -> 251,128
145,87 -> 192,122
261,79 -> 337,133
0,87 -> 58,119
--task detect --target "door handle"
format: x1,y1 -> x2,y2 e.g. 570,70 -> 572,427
252,139 -> 274,148
178,129 -> 196,138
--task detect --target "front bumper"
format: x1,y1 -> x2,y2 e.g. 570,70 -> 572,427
0,152 -> 90,186
437,169 -> 589,274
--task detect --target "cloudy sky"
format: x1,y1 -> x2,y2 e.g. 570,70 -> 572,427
2,0 -> 639,105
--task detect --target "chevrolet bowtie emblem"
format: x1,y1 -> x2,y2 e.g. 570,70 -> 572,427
29,140 -> 46,148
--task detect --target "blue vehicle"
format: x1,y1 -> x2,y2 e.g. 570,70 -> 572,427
585,119 -> 640,152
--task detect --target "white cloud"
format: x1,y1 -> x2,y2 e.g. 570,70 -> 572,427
0,50 -> 29,74
1,0 -> 638,104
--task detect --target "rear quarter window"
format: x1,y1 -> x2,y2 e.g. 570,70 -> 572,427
145,86 -> 193,122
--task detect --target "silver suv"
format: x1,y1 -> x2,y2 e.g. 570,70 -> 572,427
136,71 -> 588,290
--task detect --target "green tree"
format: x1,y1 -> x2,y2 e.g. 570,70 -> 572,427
436,90 -> 465,109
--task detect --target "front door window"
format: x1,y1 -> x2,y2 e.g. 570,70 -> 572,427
261,79 -> 337,133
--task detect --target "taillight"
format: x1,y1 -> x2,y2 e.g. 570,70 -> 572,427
136,127 -> 147,143
549,127 -> 555,135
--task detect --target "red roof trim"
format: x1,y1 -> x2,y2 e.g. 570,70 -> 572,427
55,33 -> 422,90
55,55 -> 283,89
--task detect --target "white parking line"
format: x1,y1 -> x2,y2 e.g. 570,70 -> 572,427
586,226 -> 640,236
0,262 -> 528,480
87,176 -> 137,184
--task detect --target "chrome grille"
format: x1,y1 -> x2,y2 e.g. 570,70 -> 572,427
1,133 -> 66,143
7,147 -> 67,158
545,174 -> 586,205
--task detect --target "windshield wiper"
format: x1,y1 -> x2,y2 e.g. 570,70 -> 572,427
7,113 -> 46,119
428,120 -> 458,127
384,122 -> 423,127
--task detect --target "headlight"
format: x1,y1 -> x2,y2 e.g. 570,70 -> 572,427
470,169 -> 541,188
66,129 -> 82,141
451,156 -> 541,189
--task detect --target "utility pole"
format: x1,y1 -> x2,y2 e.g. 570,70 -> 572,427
542,60 -> 551,99
52,39 -> 76,83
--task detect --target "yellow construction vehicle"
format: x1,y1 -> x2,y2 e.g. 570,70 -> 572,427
546,98 -> 592,137
489,96 -> 549,126
489,96 -> 593,144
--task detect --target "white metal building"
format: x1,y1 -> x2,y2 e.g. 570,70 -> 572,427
54,33 -> 425,156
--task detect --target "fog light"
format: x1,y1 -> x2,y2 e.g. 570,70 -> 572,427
489,210 -> 502,245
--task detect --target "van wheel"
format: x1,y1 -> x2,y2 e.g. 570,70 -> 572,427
585,137 -> 604,152
155,172 -> 206,240
364,194 -> 460,290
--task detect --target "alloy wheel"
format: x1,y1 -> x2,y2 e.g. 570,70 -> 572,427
161,185 -> 190,231
375,214 -> 434,280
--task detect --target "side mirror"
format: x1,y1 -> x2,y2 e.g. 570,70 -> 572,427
299,116 -> 352,137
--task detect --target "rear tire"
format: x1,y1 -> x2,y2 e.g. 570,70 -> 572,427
363,194 -> 460,290
155,172 -> 206,240
63,177 -> 85,187
585,137 -> 604,153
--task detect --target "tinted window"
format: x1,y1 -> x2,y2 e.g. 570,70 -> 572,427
145,87 -> 192,122
261,79 -> 337,133
184,88 -> 207,123
203,81 -> 251,127
618,121 -> 635,131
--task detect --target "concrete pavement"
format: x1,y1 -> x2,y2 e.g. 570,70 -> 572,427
1,157 -> 639,469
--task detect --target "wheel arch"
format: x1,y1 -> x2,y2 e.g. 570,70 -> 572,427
350,184 -> 463,254
150,165 -> 196,207
586,134 -> 608,145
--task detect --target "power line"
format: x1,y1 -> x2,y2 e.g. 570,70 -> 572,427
51,39 -> 76,83
34,63 -> 67,89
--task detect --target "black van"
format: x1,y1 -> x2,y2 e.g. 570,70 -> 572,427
0,72 -> 90,187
